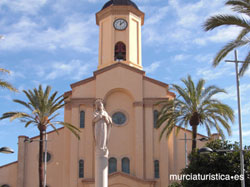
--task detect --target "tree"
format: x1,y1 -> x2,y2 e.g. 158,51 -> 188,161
0,68 -> 17,92
168,182 -> 182,187
157,75 -> 234,151
0,85 -> 80,187
181,140 -> 250,187
203,0 -> 250,76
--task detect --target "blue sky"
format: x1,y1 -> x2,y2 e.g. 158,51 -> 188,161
0,0 -> 249,166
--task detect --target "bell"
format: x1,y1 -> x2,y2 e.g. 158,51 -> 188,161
116,52 -> 124,61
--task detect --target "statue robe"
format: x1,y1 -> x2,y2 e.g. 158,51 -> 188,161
93,110 -> 112,152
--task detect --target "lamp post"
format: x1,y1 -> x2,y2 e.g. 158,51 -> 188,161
0,147 -> 14,154
199,147 -> 250,154
25,132 -> 48,187
44,130 -> 48,187
225,50 -> 250,187
179,135 -> 209,167
198,147 -> 237,154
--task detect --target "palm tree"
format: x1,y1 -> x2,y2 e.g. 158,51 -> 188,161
203,0 -> 250,76
157,75 -> 234,151
0,85 -> 80,187
0,68 -> 17,92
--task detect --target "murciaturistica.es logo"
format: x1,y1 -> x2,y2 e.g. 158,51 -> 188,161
170,173 -> 244,181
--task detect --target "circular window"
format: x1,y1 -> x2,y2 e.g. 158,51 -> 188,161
112,112 -> 127,125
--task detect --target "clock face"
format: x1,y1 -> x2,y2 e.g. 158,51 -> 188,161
113,18 -> 128,31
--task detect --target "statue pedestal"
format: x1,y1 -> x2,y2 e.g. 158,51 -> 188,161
95,148 -> 109,187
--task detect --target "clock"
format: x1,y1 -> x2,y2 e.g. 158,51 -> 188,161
113,18 -> 128,30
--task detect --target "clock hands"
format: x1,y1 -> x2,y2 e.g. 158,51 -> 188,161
114,19 -> 127,30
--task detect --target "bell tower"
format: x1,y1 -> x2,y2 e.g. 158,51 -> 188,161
96,0 -> 145,70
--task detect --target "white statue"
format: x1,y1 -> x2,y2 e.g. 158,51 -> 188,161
93,99 -> 112,154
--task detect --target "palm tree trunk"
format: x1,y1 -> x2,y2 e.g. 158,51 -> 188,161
39,130 -> 44,187
192,124 -> 198,151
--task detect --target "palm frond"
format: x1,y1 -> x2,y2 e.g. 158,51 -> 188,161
0,68 -> 10,73
204,15 -> 250,31
171,84 -> 192,106
213,39 -> 248,67
204,122 -> 212,137
13,99 -> 34,112
0,80 -> 18,92
0,112 -> 33,121
55,121 -> 80,139
156,75 -> 234,149
237,28 -> 250,40
48,123 -> 59,135
226,0 -> 250,15
196,78 -> 205,104
25,120 -> 34,128
239,51 -> 250,76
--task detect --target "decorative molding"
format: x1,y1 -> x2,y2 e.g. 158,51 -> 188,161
70,77 -> 95,88
143,76 -> 169,88
133,98 -> 169,107
64,90 -> 72,97
82,172 -> 156,184
26,127 -> 65,141
133,101 -> 143,107
0,161 -> 18,169
69,62 -> 146,90
94,62 -> 145,77
70,98 -> 96,106
96,6 -> 145,25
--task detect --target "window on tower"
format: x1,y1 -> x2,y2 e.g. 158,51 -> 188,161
114,42 -> 126,61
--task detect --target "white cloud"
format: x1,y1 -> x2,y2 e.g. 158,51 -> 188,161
196,64 -> 233,81
144,61 -> 161,74
145,6 -> 169,25
243,68 -> 250,77
0,0 -> 47,14
194,54 -> 213,63
233,129 -> 250,137
173,54 -> 190,61
9,70 -> 25,81
242,102 -> 250,116
0,14 -> 98,52
44,60 -> 91,80
216,83 -> 250,102
193,38 -> 207,46
142,0 -> 240,48
0,69 -> 24,84
209,27 -> 242,43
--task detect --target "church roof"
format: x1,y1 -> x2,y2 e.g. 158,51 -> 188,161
69,62 -> 172,90
102,0 -> 139,10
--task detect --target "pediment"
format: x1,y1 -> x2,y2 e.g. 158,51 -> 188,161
82,172 -> 156,187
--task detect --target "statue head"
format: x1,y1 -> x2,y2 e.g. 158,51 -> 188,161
95,99 -> 104,111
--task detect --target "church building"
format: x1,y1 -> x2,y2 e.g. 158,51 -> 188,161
0,1 -> 210,187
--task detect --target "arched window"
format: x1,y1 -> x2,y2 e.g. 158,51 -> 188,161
79,159 -> 84,178
108,157 -> 117,174
154,160 -> 160,178
114,42 -> 126,61
153,110 -> 159,128
122,157 -> 130,174
80,111 -> 85,128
